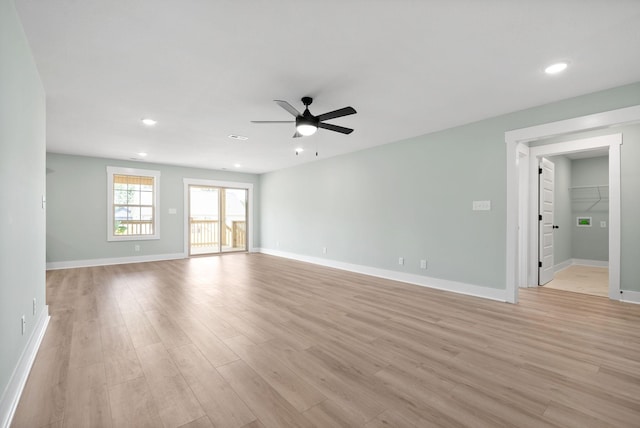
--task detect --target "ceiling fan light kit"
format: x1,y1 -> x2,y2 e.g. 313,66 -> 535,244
252,96 -> 356,138
296,122 -> 318,136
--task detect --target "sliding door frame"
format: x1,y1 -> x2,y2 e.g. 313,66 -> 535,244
183,178 -> 254,257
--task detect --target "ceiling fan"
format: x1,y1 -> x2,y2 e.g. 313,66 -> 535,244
251,97 -> 356,138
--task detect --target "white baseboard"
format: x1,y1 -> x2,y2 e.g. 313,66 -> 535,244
553,259 -> 573,273
257,248 -> 507,302
571,258 -> 609,268
0,306 -> 50,428
46,252 -> 186,270
619,290 -> 640,304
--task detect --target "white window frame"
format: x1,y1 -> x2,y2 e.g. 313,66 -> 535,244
107,166 -> 161,241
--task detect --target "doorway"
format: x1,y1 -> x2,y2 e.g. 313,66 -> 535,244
537,152 -> 610,297
188,185 -> 248,255
527,135 -> 619,298
183,178 -> 254,256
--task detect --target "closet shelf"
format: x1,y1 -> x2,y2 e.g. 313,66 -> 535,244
569,185 -> 608,211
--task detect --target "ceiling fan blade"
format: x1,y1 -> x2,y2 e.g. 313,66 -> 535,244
250,120 -> 295,123
293,131 -> 302,138
316,106 -> 357,122
274,100 -> 301,117
318,122 -> 354,134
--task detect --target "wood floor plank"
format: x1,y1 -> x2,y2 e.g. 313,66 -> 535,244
62,362 -> 112,428
11,344 -> 69,428
168,343 -> 257,428
240,420 -> 266,428
121,310 -> 161,349
13,254 -> 640,428
144,309 -> 192,349
100,322 -> 143,386
259,339 -> 385,423
543,400 -> 618,428
217,360 -> 314,428
364,409 -> 416,428
178,416 -> 215,428
172,315 -> 239,367
302,399 -> 367,428
224,335 -> 326,412
68,319 -> 103,368
136,342 -> 206,428
108,376 -> 163,428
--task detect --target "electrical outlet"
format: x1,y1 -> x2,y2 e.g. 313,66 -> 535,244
600,221 -> 607,228
134,244 -> 141,252
398,257 -> 404,265
322,247 -> 327,254
33,298 -> 37,315
420,260 -> 427,269
276,241 -> 280,248
21,315 -> 26,335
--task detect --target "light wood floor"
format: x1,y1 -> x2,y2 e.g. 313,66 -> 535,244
11,254 -> 640,427
544,265 -> 609,297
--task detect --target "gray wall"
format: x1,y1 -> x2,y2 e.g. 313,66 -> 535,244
260,83 -> 640,291
0,0 -> 47,402
46,153 -> 260,263
571,156 -> 609,261
547,155 -> 572,265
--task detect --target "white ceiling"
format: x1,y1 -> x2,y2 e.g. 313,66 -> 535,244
15,0 -> 640,174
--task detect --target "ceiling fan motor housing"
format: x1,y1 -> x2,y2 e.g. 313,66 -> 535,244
296,110 -> 319,128
297,97 -> 318,128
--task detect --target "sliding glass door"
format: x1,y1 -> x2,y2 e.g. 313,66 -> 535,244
221,188 -> 247,253
188,185 -> 247,256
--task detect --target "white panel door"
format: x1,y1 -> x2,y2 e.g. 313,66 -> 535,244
538,158 -> 555,285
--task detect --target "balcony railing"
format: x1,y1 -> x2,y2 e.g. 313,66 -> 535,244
114,219 -> 246,249
190,219 -> 218,247
115,220 -> 153,236
190,219 -> 246,249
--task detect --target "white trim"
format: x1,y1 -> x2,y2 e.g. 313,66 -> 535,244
257,248 -> 508,302
620,290 -> 640,305
505,105 -> 640,144
45,253 -> 185,270
505,105 -> 640,304
572,258 -> 609,268
554,259 -> 573,273
106,166 -> 161,241
0,306 -> 50,428
608,141 -> 622,300
182,178 -> 255,256
517,144 -> 530,288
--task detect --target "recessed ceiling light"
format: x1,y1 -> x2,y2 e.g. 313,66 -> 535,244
137,152 -> 148,157
141,118 -> 157,126
228,134 -> 249,141
234,163 -> 241,168
545,62 -> 568,75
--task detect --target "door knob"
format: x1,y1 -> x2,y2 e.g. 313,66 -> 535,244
553,225 -> 559,229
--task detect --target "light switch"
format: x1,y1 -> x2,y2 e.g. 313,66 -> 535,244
168,208 -> 177,214
472,200 -> 491,211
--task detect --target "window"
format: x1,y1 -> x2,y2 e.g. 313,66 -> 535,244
107,166 -> 160,241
